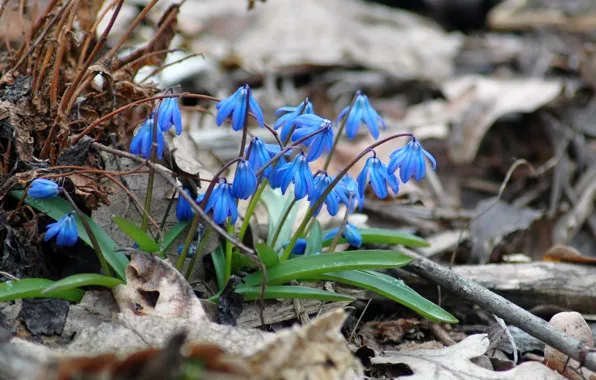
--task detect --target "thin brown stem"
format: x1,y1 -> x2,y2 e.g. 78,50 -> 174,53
139,52 -> 204,83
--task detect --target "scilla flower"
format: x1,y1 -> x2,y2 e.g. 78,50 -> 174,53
283,238 -> 308,255
216,84 -> 264,131
388,138 -> 437,183
279,153 -> 314,200
232,159 -> 257,199
205,180 -> 238,225
323,223 -> 362,248
308,172 -> 340,216
291,114 -> 334,161
130,115 -> 164,159
336,174 -> 363,212
157,97 -> 182,135
357,155 -> 399,199
29,179 -> 60,198
45,212 -> 78,247
246,137 -> 289,178
337,92 -> 386,140
176,188 -> 195,222
274,98 -> 314,142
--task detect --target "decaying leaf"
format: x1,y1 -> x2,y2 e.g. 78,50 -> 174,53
544,244 -> 596,264
544,312 -> 596,380
372,334 -> 565,380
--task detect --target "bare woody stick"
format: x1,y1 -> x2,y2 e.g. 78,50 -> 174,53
402,249 -> 596,372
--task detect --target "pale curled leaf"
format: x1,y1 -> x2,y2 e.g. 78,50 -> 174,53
372,334 -> 565,380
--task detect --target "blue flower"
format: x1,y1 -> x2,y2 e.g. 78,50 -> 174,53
176,188 -> 195,222
29,179 -> 60,198
291,114 -> 334,161
274,98 -> 314,142
245,137 -> 289,178
216,85 -> 264,131
130,115 -> 165,159
44,213 -> 78,247
337,92 -> 386,140
232,159 -> 257,199
283,238 -> 308,255
323,223 -> 362,248
157,97 -> 182,135
357,156 -> 399,199
388,138 -> 437,183
336,174 -> 363,212
204,181 -> 238,225
279,153 -> 314,200
308,172 -> 341,216
177,242 -> 197,258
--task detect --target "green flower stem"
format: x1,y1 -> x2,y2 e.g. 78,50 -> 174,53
322,91 -> 360,171
270,198 -> 297,248
176,213 -> 200,272
238,178 -> 268,242
224,220 -> 235,283
62,191 -> 112,277
280,132 -> 414,262
185,227 -> 212,279
328,193 -> 352,253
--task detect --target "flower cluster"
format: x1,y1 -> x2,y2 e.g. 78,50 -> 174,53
130,86 -> 436,252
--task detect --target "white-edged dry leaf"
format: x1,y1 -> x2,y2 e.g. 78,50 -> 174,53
372,334 -> 564,380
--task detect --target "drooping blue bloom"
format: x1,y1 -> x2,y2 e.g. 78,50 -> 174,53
44,212 -> 78,247
204,180 -> 238,225
177,242 -> 197,258
268,163 -> 287,190
291,114 -> 334,161
388,138 -> 437,183
279,153 -> 314,200
29,179 -> 60,198
274,98 -> 314,142
337,92 -> 386,140
357,156 -> 399,199
232,159 -> 257,200
308,172 -> 341,216
283,238 -> 308,255
157,97 -> 182,135
245,137 -> 290,178
335,174 -> 363,212
130,115 -> 165,159
176,188 -> 195,222
323,223 -> 362,248
216,85 -> 264,131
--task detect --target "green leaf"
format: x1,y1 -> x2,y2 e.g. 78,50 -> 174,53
305,219 -> 322,256
255,243 -> 280,267
231,252 -> 257,273
113,216 -> 158,253
162,222 -> 189,254
41,274 -> 124,295
241,250 -> 413,288
312,270 -> 458,323
323,227 -> 429,248
211,244 -> 226,290
208,285 -> 356,303
11,190 -> 129,280
0,278 -> 84,302
262,187 -> 299,250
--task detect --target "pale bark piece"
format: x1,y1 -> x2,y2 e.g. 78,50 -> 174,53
544,312 -> 596,380
372,334 -> 564,380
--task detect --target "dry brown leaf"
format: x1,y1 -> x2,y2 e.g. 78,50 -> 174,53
544,244 -> 596,264
544,312 -> 596,380
372,334 -> 565,380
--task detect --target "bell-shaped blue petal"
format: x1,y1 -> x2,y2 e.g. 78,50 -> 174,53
357,156 -> 399,200
337,93 -> 386,140
157,97 -> 183,135
388,138 -> 437,183
274,98 -> 314,142
308,172 -> 341,216
335,174 -> 363,212
291,114 -> 334,161
44,213 -> 78,247
232,159 -> 257,199
130,116 -> 165,159
28,179 -> 60,198
246,137 -> 274,178
176,188 -> 195,222
283,238 -> 308,255
280,153 -> 313,200
323,223 -> 362,248
204,181 -> 238,225
216,85 -> 264,131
